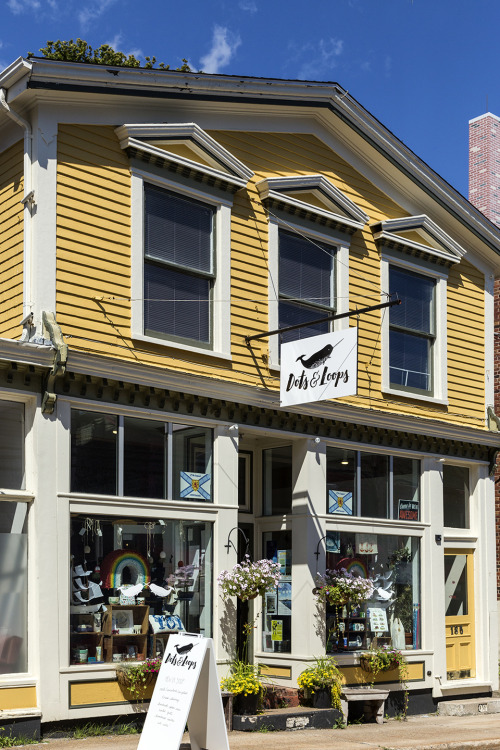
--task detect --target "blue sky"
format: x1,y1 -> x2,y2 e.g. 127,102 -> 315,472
1,0 -> 499,198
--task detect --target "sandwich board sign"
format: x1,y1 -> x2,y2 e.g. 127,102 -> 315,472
280,327 -> 358,407
138,632 -> 229,750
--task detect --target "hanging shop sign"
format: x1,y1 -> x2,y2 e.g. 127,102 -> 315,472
280,328 -> 358,407
138,633 -> 229,750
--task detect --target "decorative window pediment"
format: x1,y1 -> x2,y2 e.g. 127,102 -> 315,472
115,123 -> 253,194
255,175 -> 368,235
372,215 -> 464,268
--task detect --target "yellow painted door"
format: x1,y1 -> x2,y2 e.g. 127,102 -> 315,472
444,549 -> 475,680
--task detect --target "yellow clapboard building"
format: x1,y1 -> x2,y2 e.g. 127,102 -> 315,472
0,57 -> 499,733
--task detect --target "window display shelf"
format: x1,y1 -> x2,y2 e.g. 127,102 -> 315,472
102,604 -> 149,663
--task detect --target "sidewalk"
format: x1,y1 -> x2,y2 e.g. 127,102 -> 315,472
33,712 -> 500,750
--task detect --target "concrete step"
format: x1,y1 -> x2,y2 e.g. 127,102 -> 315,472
438,697 -> 500,716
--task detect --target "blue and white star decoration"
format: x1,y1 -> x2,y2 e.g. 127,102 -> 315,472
328,490 -> 353,515
180,471 -> 211,500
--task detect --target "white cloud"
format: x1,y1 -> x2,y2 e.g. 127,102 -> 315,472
7,0 -> 40,14
199,25 -> 241,74
78,0 -> 118,31
293,38 -> 344,81
239,0 -> 257,12
384,55 -> 392,76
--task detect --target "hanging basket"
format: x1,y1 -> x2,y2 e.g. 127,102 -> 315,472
359,655 -> 398,674
116,667 -> 156,690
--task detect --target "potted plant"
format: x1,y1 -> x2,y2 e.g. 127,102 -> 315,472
297,656 -> 342,709
313,568 -> 373,607
218,555 -> 281,602
359,646 -> 409,717
167,564 -> 197,600
116,657 -> 162,701
220,660 -> 264,715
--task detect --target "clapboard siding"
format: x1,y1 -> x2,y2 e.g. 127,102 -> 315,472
55,126 -> 488,429
0,141 -> 24,338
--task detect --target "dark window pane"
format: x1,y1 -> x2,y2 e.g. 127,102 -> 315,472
444,554 -> 468,616
172,425 -> 213,502
0,402 -> 24,489
144,184 -> 213,273
326,446 -> 356,515
393,457 -> 420,521
390,329 -> 431,391
144,262 -> 211,343
360,452 -> 388,518
262,530 -> 292,653
71,411 -> 117,495
443,465 -> 469,528
280,231 -> 334,307
263,446 -> 293,515
390,267 -> 434,334
279,301 -> 329,344
124,418 -> 165,499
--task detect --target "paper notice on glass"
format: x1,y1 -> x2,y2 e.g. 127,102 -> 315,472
367,607 -> 388,633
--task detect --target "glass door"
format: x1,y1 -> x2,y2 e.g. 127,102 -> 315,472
444,549 -> 475,680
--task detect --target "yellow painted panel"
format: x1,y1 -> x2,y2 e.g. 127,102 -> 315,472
340,661 -> 424,685
69,679 -> 153,707
153,143 -> 217,169
0,140 -> 24,339
0,686 -> 37,710
260,665 -> 292,678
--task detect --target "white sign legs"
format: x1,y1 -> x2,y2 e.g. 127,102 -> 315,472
138,634 -> 229,750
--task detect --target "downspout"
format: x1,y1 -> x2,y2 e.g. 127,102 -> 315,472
0,87 -> 34,335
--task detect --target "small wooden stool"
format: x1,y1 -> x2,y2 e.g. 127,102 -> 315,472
221,691 -> 234,731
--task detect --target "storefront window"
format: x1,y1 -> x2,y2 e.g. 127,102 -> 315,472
263,446 -> 293,515
325,531 -> 420,652
0,501 -> 28,673
262,531 -> 292,653
69,514 -> 212,664
443,465 -> 469,529
71,410 -> 213,502
327,449 -> 420,521
0,401 -> 25,490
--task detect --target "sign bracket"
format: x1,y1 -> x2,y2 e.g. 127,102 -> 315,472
244,297 -> 400,347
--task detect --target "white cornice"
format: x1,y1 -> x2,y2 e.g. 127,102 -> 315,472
65,349 -> 498,447
372,231 -> 461,266
256,180 -> 365,235
373,215 -> 465,259
0,338 -> 53,367
115,123 -> 254,182
258,175 -> 369,225
0,58 -> 31,92
120,136 -> 249,193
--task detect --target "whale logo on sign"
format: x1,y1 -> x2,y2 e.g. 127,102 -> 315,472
296,343 -> 336,369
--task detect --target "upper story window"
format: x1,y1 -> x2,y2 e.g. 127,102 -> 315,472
71,410 -> 213,502
389,266 -> 436,394
279,230 -> 336,345
327,446 -> 420,521
144,185 -> 215,346
117,122 -> 253,360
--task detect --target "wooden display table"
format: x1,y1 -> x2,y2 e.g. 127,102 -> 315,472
339,687 -> 389,726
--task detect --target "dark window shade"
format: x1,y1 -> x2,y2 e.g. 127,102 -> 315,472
389,329 -> 431,391
390,266 -> 435,334
144,184 -> 213,273
279,231 -> 334,307
145,262 -> 211,343
279,300 -> 329,344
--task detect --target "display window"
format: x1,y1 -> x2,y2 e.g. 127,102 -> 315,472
0,401 -> 25,490
263,446 -> 293,516
261,530 -> 292,653
0,501 -> 28,674
327,448 -> 420,521
71,410 -> 213,502
324,531 -> 420,653
69,513 -> 213,665
443,465 -> 470,529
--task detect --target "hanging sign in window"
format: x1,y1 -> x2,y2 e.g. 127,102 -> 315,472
280,328 -> 358,407
398,499 -> 419,521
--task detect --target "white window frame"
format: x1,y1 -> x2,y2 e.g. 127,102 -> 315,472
131,169 -> 232,360
381,255 -> 448,404
268,217 -> 350,368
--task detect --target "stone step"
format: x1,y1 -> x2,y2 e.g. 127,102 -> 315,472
438,697 -> 500,716
233,705 -> 343,732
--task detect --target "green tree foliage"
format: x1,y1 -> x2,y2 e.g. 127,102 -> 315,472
27,39 -> 192,72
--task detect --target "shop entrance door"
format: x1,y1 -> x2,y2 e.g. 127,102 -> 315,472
444,549 -> 475,680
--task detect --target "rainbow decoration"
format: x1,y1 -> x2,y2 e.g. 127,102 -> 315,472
100,549 -> 150,589
336,557 -> 368,579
